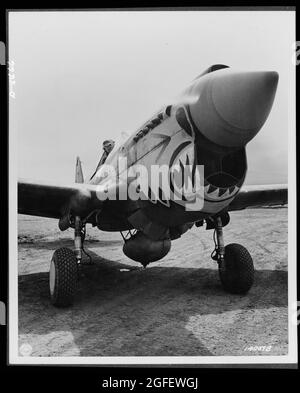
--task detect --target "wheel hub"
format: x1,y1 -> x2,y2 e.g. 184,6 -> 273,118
49,259 -> 56,296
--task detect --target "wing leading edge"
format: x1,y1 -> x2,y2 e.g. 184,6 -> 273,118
18,179 -> 104,219
18,180 -> 287,221
228,184 -> 287,211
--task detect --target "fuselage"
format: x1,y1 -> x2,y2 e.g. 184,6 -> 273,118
89,67 -> 278,234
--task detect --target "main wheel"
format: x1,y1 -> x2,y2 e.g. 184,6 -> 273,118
49,247 -> 78,307
218,243 -> 254,294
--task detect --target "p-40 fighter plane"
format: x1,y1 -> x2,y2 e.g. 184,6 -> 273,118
18,64 -> 287,307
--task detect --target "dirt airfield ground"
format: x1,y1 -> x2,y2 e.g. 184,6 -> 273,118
17,207 -> 288,357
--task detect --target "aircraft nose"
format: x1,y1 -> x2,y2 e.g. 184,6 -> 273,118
189,70 -> 279,147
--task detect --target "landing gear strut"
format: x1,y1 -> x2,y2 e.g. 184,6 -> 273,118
211,217 -> 225,262
211,216 -> 255,294
74,216 -> 83,262
49,216 -> 90,307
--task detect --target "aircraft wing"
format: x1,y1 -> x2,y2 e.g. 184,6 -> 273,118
228,184 -> 287,211
18,180 -> 288,221
18,179 -> 105,219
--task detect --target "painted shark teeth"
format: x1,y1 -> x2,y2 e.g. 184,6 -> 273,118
218,188 -> 230,197
204,184 -> 211,194
175,145 -> 194,167
207,186 -> 220,198
205,184 -> 239,199
185,153 -> 190,166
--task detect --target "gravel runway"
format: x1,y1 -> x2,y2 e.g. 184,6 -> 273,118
18,208 -> 288,357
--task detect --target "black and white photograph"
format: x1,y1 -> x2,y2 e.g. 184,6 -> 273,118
8,8 -> 297,366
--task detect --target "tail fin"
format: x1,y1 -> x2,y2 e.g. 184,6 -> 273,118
75,156 -> 84,183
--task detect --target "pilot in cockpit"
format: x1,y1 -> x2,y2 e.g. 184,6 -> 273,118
90,139 -> 115,180
98,139 -> 115,166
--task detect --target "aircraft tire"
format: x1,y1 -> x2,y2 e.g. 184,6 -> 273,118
218,243 -> 254,294
49,247 -> 78,307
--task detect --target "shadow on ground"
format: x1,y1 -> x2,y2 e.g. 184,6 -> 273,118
18,245 -> 288,357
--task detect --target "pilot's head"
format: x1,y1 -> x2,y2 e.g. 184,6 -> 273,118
103,139 -> 115,154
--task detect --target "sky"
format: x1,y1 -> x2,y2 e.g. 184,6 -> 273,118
9,10 -> 294,185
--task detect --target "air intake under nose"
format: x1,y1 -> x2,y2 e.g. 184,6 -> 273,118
189,70 -> 279,148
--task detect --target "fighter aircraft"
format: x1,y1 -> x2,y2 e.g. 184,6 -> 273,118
18,64 -> 287,307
